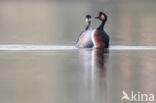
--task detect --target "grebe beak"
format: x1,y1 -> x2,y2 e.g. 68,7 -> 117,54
95,16 -> 99,19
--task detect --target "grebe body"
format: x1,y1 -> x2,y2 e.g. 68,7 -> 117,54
76,15 -> 93,48
92,12 -> 109,48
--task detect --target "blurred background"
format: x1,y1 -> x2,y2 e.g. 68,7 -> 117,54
0,1 -> 156,103
0,0 -> 155,45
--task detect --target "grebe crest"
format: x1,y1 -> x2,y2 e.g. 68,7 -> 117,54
85,15 -> 92,23
95,12 -> 107,22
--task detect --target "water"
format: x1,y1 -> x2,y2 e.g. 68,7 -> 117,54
0,46 -> 156,103
0,1 -> 156,103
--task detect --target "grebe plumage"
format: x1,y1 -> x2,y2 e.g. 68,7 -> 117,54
76,15 -> 93,48
92,12 -> 109,48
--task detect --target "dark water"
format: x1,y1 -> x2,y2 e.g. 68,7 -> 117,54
0,1 -> 156,103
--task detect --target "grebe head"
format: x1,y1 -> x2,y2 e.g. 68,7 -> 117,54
95,12 -> 107,21
85,14 -> 92,23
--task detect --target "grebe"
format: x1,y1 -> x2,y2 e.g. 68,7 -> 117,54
92,12 -> 109,48
76,15 -> 93,48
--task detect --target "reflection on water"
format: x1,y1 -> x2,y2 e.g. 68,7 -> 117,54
91,49 -> 109,71
78,48 -> 109,103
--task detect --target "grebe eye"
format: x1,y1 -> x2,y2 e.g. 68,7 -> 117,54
100,15 -> 105,20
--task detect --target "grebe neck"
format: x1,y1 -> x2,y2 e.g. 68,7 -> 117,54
85,21 -> 91,30
98,20 -> 106,30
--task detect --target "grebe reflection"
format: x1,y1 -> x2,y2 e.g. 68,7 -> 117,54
78,48 -> 109,72
92,49 -> 109,71
78,48 -> 109,102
